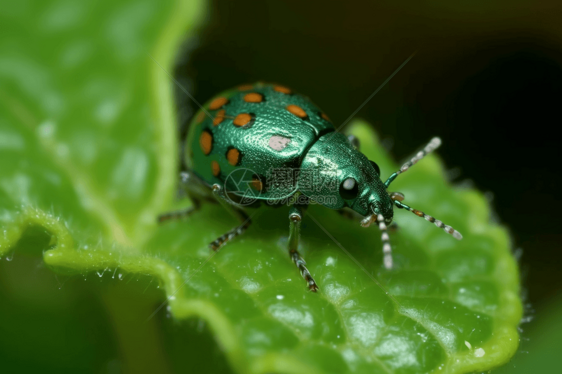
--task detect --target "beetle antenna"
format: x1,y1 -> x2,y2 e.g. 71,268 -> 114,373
384,137 -> 441,187
360,214 -> 393,269
393,199 -> 463,240
376,214 -> 393,269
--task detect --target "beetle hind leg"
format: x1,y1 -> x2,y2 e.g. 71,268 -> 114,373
208,184 -> 252,251
288,205 -> 318,292
209,211 -> 252,251
158,171 -> 203,224
158,200 -> 201,223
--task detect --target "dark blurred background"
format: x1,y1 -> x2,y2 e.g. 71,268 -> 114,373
176,0 -> 562,320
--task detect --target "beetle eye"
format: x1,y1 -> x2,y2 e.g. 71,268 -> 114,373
340,178 -> 359,200
369,160 -> 381,176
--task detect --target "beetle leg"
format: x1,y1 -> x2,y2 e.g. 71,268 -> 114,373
288,204 -> 318,292
157,201 -> 200,223
158,171 -> 202,223
208,210 -> 251,251
209,184 -> 252,251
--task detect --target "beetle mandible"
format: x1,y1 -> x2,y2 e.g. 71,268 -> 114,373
159,82 -> 462,291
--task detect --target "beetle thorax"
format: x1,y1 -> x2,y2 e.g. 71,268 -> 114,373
297,132 -> 392,220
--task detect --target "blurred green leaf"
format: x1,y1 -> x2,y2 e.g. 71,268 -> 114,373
492,297 -> 561,374
0,0 -> 522,373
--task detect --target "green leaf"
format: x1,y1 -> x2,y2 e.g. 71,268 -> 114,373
0,0 -> 522,373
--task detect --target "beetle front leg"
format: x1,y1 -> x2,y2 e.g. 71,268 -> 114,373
288,204 -> 318,292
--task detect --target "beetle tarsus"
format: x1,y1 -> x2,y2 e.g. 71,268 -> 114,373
290,249 -> 318,292
209,218 -> 252,251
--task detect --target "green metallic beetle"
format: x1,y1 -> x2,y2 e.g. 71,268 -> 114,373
159,82 -> 462,291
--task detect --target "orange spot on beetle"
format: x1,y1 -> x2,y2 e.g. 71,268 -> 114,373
211,160 -> 220,176
209,97 -> 229,110
195,111 -> 206,124
250,177 -> 263,191
227,148 -> 241,166
199,131 -> 213,155
274,85 -> 292,94
213,109 -> 226,126
286,105 -> 308,119
321,112 -> 331,121
233,113 -> 254,127
244,93 -> 263,103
